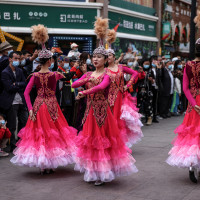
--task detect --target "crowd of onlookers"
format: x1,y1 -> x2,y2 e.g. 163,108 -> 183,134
0,41 -> 187,157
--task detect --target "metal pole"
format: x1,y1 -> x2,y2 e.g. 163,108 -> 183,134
189,0 -> 197,60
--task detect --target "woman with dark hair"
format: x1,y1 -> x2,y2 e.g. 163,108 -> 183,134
166,39 -> 200,183
72,17 -> 138,186
137,58 -> 155,125
10,25 -> 77,175
80,52 -> 95,72
170,60 -> 182,115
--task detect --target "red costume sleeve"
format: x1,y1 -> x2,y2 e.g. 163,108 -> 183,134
123,66 -> 139,87
24,75 -> 35,111
81,74 -> 111,95
55,72 -> 65,81
71,73 -> 89,88
138,71 -> 146,80
183,67 -> 196,107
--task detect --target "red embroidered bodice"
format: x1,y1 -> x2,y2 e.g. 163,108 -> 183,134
106,65 -> 138,107
72,72 -> 111,127
184,61 -> 200,112
24,72 -> 65,121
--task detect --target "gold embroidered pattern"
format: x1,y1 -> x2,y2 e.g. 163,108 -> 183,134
186,61 -> 200,113
32,72 -> 58,121
82,73 -> 109,127
106,66 -> 124,107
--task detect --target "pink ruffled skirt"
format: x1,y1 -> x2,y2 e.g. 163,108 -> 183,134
10,103 -> 77,169
166,95 -> 200,168
75,106 -> 138,182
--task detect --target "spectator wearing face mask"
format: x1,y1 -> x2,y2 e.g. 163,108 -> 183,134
0,51 -> 28,152
0,41 -> 13,94
159,60 -> 174,119
67,43 -> 80,59
170,60 -> 183,116
137,58 -> 155,125
80,52 -> 95,72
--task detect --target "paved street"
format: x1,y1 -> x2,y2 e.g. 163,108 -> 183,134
1,116 -> 200,200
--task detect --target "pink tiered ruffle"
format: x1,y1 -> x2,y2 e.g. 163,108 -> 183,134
166,95 -> 200,168
120,92 -> 143,147
10,103 -> 77,169
75,106 -> 138,182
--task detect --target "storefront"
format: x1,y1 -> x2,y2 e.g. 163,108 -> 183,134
108,1 -> 159,58
0,0 -> 102,52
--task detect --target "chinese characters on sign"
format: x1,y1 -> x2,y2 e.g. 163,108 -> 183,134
0,12 -> 21,20
60,14 -> 88,23
122,20 -> 146,31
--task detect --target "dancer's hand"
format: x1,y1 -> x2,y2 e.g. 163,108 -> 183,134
29,110 -> 36,121
123,85 -> 128,91
194,105 -> 200,115
76,92 -> 85,100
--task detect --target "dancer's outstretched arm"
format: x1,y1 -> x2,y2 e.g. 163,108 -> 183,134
123,66 -> 139,87
71,73 -> 89,88
81,75 -> 111,96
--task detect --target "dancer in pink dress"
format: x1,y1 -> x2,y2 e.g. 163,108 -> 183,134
166,38 -> 200,183
105,29 -> 143,148
72,17 -> 138,186
10,25 -> 77,174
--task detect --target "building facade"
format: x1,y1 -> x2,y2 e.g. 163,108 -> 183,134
161,0 -> 199,58
0,0 -> 160,57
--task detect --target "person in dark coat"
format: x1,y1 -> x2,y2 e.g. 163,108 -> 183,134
159,60 -> 174,118
0,51 -> 28,152
0,41 -> 13,94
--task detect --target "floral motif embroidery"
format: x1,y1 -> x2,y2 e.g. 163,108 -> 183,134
106,66 -> 124,107
32,72 -> 59,121
186,61 -> 200,113
82,73 -> 109,127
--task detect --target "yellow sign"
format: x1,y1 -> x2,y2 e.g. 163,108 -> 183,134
0,27 -> 24,51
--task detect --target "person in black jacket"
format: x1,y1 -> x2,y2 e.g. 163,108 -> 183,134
0,41 -> 13,94
0,51 -> 28,152
159,60 -> 174,118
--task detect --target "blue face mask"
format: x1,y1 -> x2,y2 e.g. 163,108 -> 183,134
63,63 -> 69,69
168,64 -> 173,70
143,65 -> 150,69
21,59 -> 26,66
12,61 -> 20,68
8,50 -> 13,56
178,65 -> 182,69
127,62 -> 133,67
0,120 -> 5,125
0,56 -> 2,59
35,57 -> 40,62
74,48 -> 78,52
86,59 -> 91,65
152,63 -> 157,68
49,63 -> 54,70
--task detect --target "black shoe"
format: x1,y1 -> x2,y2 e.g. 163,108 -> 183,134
152,118 -> 159,123
166,113 -> 171,118
160,114 -> 167,119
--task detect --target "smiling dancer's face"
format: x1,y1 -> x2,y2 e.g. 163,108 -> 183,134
92,54 -> 105,68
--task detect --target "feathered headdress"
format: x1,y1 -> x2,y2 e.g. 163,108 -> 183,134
194,10 -> 200,29
31,24 -> 52,59
106,29 -> 117,55
93,17 -> 109,56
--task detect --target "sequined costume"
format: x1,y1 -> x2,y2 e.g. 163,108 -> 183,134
166,61 -> 200,168
11,72 -> 77,169
72,72 -> 138,182
106,65 -> 143,148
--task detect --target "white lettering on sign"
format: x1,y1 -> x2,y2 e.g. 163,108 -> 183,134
123,20 -> 133,29
4,12 -> 11,20
60,14 -> 66,23
13,12 -> 21,20
60,14 -> 86,23
135,23 -> 145,31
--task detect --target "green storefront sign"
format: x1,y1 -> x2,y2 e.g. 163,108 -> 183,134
109,12 -> 156,37
0,3 -> 97,29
